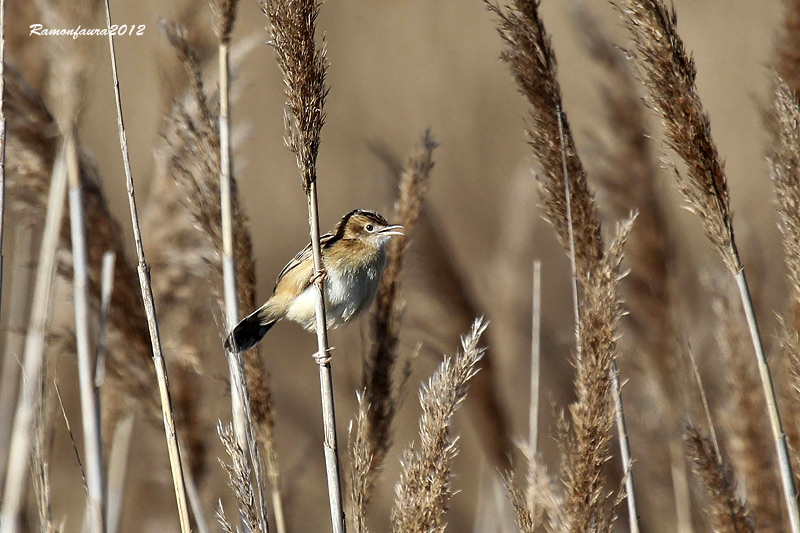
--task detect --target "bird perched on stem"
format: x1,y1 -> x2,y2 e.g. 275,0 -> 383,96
225,209 -> 404,352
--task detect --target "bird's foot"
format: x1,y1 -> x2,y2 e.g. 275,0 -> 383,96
311,267 -> 328,286
313,346 -> 335,365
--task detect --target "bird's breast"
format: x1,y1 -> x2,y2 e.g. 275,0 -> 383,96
284,250 -> 385,331
324,262 -> 381,325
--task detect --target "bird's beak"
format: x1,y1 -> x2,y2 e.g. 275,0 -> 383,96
378,224 -> 404,237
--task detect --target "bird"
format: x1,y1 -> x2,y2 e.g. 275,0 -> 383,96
224,209 -> 404,352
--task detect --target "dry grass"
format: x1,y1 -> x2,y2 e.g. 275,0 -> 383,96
616,0 -> 738,272
684,423 -> 754,532
489,1 -> 636,529
711,280 -> 782,529
4,1 -> 800,531
364,131 -> 436,477
391,319 -> 487,532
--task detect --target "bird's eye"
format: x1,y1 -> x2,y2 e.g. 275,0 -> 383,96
365,224 -> 374,232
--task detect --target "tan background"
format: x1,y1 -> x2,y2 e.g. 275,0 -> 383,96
3,0 -> 791,531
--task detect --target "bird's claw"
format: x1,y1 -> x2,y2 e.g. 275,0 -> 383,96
311,267 -> 328,286
313,346 -> 334,365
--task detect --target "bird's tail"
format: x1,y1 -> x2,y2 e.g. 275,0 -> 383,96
224,305 -> 276,352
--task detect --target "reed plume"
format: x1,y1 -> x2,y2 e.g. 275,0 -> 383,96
391,318 -> 487,532
777,0 -> 800,95
217,421 -> 268,533
618,1 -> 800,526
767,77 -> 800,494
489,1 -> 636,529
684,423 -> 754,532
616,0 -> 737,271
364,130 -> 436,477
503,446 -> 566,533
371,145 -> 514,469
769,78 -> 800,334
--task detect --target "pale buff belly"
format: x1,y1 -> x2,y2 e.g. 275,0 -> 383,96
284,263 -> 381,331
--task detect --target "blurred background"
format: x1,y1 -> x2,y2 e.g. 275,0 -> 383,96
1,0 -> 792,530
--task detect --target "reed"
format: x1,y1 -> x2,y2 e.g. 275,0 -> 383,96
261,0 -> 343,529
617,1 -> 800,528
102,1 -> 190,529
391,319 -> 487,532
684,423 -> 753,532
488,2 -> 638,529
364,131 -> 436,478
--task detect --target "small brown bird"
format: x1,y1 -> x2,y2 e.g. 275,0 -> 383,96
225,209 -> 403,352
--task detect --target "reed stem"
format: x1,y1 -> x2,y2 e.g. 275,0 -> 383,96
529,260 -> 541,456
735,268 -> 800,531
219,39 -> 248,451
0,148 -> 67,533
102,1 -> 190,530
307,179 -> 345,533
66,130 -> 105,533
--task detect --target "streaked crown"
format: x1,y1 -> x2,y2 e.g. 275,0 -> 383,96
335,209 -> 397,240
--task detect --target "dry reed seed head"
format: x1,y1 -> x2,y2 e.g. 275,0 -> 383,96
162,20 -> 216,137
503,445 -> 568,533
616,0 -> 739,272
777,0 -> 800,95
348,391 -> 374,533
768,77 -> 800,328
5,66 -> 59,218
503,469 -> 536,533
262,0 -> 329,191
365,129 -> 438,476
579,9 -> 679,410
562,215 -> 635,533
391,319 -> 488,533
216,501 -> 237,533
40,0 -> 102,128
211,0 -> 240,45
683,423 -> 754,532
217,422 -> 264,533
489,0 -> 603,274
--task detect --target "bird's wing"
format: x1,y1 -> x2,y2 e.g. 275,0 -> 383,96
273,232 -> 336,292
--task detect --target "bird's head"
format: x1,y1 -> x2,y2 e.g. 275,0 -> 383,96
336,209 -> 404,248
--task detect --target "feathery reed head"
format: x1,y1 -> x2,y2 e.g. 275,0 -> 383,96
768,77 -> 800,329
262,0 -> 329,191
391,319 -> 487,532
211,0 -> 240,45
562,215 -> 635,532
364,130 -> 437,476
616,0 -> 738,272
488,0 -> 602,274
684,423 -> 753,532
217,422 -> 265,532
